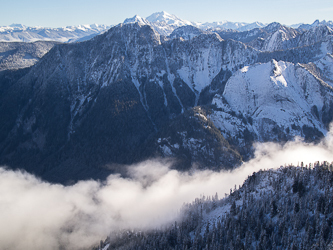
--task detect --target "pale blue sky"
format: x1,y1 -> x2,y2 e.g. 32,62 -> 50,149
1,0 -> 332,27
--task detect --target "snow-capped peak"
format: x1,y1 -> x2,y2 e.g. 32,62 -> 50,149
123,15 -> 150,26
146,11 -> 192,26
9,23 -> 26,29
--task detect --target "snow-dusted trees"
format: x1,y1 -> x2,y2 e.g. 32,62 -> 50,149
100,164 -> 333,249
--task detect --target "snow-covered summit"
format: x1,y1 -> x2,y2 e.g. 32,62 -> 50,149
122,11 -> 193,36
123,15 -> 150,26
146,11 -> 195,36
146,11 -> 192,26
9,23 -> 26,29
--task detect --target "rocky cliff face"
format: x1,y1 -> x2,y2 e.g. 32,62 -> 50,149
0,22 -> 332,183
0,23 -> 254,182
209,57 -> 333,157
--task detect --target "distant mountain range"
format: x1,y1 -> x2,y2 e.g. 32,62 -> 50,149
1,11 -> 332,43
299,19 -> 333,30
1,11 -> 332,75
0,23 -> 112,43
124,11 -> 269,36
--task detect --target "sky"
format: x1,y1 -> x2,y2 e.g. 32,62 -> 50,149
1,0 -> 332,27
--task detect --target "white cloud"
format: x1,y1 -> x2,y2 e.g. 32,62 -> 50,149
1,125 -> 333,249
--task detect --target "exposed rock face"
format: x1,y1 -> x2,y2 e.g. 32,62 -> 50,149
137,106 -> 242,171
0,22 -> 332,183
209,57 -> 333,157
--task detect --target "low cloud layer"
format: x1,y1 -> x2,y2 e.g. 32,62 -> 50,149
1,128 -> 333,249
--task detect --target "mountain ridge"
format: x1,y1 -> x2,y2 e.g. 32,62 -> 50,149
0,23 -> 112,43
0,19 -> 332,183
2,11 -> 332,43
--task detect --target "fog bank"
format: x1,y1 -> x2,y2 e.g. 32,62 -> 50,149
1,127 -> 333,249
